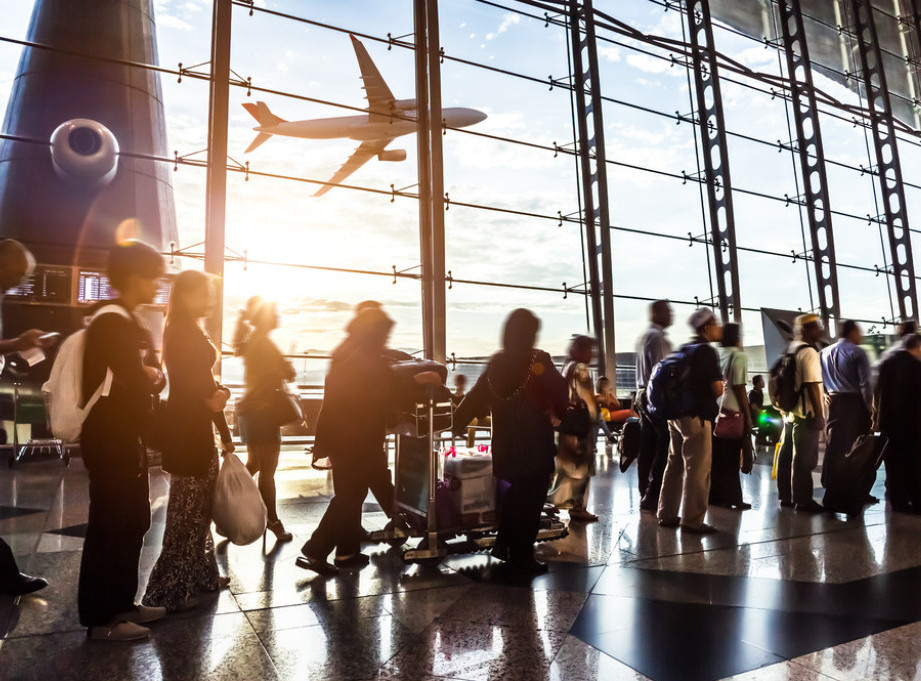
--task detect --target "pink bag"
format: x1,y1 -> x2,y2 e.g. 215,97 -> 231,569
713,408 -> 744,440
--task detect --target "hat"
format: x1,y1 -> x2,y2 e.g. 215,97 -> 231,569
793,313 -> 822,333
688,308 -> 716,332
346,307 -> 394,339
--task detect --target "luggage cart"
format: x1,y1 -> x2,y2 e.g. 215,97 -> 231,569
369,387 -> 568,564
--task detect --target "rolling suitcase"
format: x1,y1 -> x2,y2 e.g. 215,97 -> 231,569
617,416 -> 641,473
822,434 -> 887,515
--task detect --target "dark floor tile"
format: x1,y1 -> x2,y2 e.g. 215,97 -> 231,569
0,505 -> 45,520
46,524 -> 87,538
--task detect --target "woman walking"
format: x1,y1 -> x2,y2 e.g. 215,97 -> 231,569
234,296 -> 296,542
710,322 -> 752,510
143,271 -> 234,612
549,335 -> 600,522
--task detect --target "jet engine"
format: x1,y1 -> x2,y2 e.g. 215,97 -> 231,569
49,119 -> 119,187
378,149 -> 407,162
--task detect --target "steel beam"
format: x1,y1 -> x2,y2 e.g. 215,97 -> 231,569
776,0 -> 842,332
684,0 -> 743,323
849,0 -> 919,321
414,0 -> 447,364
568,0 -> 617,381
204,0 -> 232,373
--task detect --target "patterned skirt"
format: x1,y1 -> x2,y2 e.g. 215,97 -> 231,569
143,454 -> 220,611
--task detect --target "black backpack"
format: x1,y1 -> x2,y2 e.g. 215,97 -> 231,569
768,344 -> 809,412
647,344 -> 701,420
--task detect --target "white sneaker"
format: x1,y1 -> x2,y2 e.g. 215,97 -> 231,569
120,604 -> 167,624
88,621 -> 150,641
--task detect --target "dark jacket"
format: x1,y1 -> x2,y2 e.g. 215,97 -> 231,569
81,300 -> 163,473
240,332 -> 295,408
160,320 -> 231,477
313,340 -> 417,465
453,349 -> 568,481
683,339 -> 722,422
876,349 -> 921,434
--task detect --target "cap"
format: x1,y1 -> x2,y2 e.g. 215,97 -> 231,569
688,308 -> 716,332
793,313 -> 822,332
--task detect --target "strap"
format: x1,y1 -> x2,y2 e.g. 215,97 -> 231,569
87,304 -> 134,399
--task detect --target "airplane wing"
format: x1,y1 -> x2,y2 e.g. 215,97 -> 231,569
314,139 -> 390,197
350,35 -> 395,121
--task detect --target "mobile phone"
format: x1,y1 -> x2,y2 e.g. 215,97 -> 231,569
38,332 -> 61,341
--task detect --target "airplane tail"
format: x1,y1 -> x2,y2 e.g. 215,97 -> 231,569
242,101 -> 285,127
245,132 -> 273,154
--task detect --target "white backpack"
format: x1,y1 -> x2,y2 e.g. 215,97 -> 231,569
42,305 -> 132,442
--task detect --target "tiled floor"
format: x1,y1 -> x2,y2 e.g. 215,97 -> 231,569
1,444 -> 920,681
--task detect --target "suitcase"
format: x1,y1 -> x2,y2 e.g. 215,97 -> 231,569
822,434 -> 888,515
618,416 -> 641,473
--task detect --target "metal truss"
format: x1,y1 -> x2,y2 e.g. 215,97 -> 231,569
776,0 -> 842,331
684,0 -> 742,323
849,0 -> 919,322
568,0 -> 617,380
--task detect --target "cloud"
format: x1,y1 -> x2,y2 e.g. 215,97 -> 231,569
486,14 -> 520,40
598,45 -> 621,62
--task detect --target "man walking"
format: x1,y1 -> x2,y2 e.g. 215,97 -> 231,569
657,308 -> 723,534
820,321 -> 872,494
635,300 -> 672,512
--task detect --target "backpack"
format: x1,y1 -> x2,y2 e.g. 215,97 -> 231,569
42,305 -> 132,442
768,344 -> 809,413
646,344 -> 701,420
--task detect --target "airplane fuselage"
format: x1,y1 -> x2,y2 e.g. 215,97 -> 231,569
254,107 -> 486,142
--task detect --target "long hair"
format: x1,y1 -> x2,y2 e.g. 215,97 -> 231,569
166,270 -> 211,329
233,295 -> 276,356
721,322 -> 741,349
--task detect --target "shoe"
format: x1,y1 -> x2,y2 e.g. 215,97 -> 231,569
490,543 -> 509,562
658,516 -> 680,528
794,501 -> 825,513
780,500 -> 795,508
88,621 -> 150,642
295,553 -> 339,576
507,558 -> 549,574
568,509 -> 599,522
734,502 -> 753,510
680,523 -> 718,534
333,553 -> 370,569
218,575 -> 231,589
0,572 -> 48,597
119,604 -> 166,624
266,519 -> 293,543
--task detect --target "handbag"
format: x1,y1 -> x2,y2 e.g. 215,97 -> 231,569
212,453 -> 267,545
713,408 -> 745,439
269,387 -> 303,428
557,400 -> 592,436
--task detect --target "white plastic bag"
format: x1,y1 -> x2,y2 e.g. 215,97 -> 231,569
212,453 -> 267,545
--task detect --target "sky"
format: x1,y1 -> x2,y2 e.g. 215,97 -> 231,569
1,0 -> 918,382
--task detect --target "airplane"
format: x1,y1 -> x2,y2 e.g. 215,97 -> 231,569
242,35 -> 488,197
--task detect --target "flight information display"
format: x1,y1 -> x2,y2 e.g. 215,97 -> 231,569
76,270 -> 171,306
5,266 -> 72,303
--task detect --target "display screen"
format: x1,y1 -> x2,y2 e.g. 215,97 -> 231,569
5,266 -> 72,303
76,270 -> 115,304
76,270 -> 171,306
